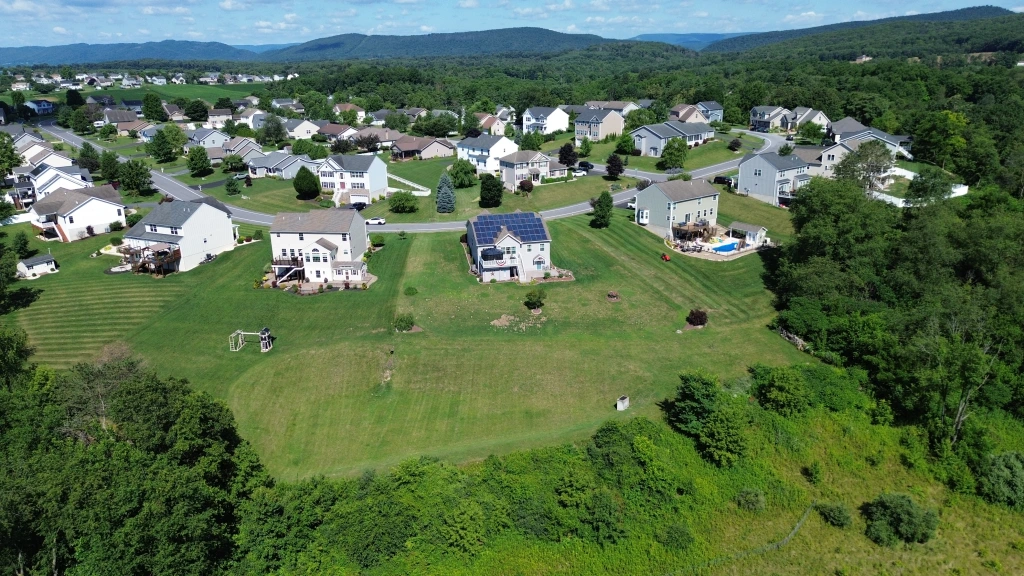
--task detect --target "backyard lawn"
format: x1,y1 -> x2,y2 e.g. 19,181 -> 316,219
585,132 -> 763,174
361,175 -> 638,224
9,215 -> 807,479
886,177 -> 911,198
715,186 -> 796,244
201,177 -> 326,213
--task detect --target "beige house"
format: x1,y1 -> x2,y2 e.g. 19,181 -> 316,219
670,104 -> 709,123
390,135 -> 455,160
573,109 -> 624,146
474,113 -> 506,135
498,151 -> 568,190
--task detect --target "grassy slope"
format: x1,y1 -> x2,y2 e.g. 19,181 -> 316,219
715,187 -> 797,244
10,213 -> 806,479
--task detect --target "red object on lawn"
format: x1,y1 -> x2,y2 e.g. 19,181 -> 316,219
661,253 -> 671,262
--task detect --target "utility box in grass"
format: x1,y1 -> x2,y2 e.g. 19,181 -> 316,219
616,396 -> 630,411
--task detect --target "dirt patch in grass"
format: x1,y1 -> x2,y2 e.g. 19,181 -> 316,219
490,314 -> 515,327
408,325 -> 424,333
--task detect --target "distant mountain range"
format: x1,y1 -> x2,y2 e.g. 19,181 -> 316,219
702,5 -> 1012,52
0,40 -> 256,65
231,43 -> 299,54
630,33 -> 747,51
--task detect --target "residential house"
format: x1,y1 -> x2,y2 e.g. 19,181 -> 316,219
632,179 -> 720,239
151,76 -> 167,86
103,109 -> 137,125
835,127 -> 913,159
494,105 -> 515,123
120,77 -> 140,88
24,149 -> 74,170
389,135 -> 454,160
827,116 -> 867,140
585,101 -> 640,117
317,123 -> 357,142
466,212 -> 553,283
283,119 -> 322,140
11,82 -> 31,92
749,106 -> 791,132
14,138 -> 51,165
350,127 -> 403,148
779,107 -> 830,133
737,152 -> 811,207
573,109 -> 624,146
25,100 -> 55,115
185,128 -> 230,150
121,99 -> 144,114
670,104 -> 708,123
171,73 -> 186,85
727,222 -> 769,247
696,101 -> 724,123
243,95 -> 260,106
246,152 -> 320,180
853,55 -> 873,64
333,103 -> 365,122
221,137 -> 265,163
637,99 -> 656,109
630,121 -> 715,157
29,185 -> 125,242
87,95 -> 116,107
237,108 -> 267,130
117,120 -> 152,137
367,110 -> 390,126
456,134 -> 519,174
162,103 -> 186,122
270,98 -> 305,114
123,199 -> 237,272
474,113 -> 506,136
17,254 -> 58,278
139,126 -> 160,143
207,109 -> 233,129
522,107 -> 569,135
317,154 -> 389,204
25,164 -> 93,202
401,108 -> 428,123
788,143 -> 857,177
197,73 -> 219,85
269,209 -> 369,284
497,151 -> 568,190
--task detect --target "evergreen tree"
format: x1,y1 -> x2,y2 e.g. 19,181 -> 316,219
185,99 -> 209,121
590,190 -> 613,228
225,178 -> 241,196
99,150 -> 121,183
65,89 -> 85,108
71,108 -> 91,134
77,142 -> 100,173
479,174 -> 503,208
214,97 -> 234,110
605,154 -> 624,179
142,93 -> 167,122
436,172 -> 456,213
186,146 -> 211,177
293,166 -> 320,200
11,231 -> 31,259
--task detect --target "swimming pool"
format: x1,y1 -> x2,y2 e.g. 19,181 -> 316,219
711,240 -> 739,254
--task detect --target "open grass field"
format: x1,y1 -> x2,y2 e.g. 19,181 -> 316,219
586,133 -> 763,173
7,212 -> 808,480
361,174 -> 637,223
199,177 -> 326,213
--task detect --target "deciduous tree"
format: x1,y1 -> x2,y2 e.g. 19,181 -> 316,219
99,150 -> 120,183
186,146 -> 212,177
658,139 -> 687,170
605,154 -> 624,179
142,93 -> 167,121
118,159 -> 151,195
293,166 -> 320,200
558,142 -> 578,167
449,159 -> 476,188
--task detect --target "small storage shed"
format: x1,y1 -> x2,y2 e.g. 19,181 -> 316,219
17,253 -> 58,277
728,221 -> 768,246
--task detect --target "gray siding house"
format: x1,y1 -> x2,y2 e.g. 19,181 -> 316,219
633,179 -> 720,239
697,101 -> 724,123
737,152 -> 811,207
630,121 -> 715,157
749,106 -> 791,132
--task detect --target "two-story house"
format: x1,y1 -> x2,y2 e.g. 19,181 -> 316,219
333,103 -> 365,122
630,121 -> 715,157
207,109 -> 233,129
318,123 -> 358,142
270,210 -> 369,284
185,128 -> 230,151
29,185 -> 125,242
737,152 -> 812,207
573,109 -> 624,146
237,109 -> 267,130
474,113 -> 506,136
162,103 -> 186,122
120,99 -> 144,114
696,101 -> 724,123
585,101 -> 640,117
749,106 -> 791,132
522,107 -> 569,135
123,198 -> 237,272
222,137 -> 266,163
25,100 -> 55,116
456,135 -> 519,174
317,154 -> 389,205
283,119 -> 324,140
466,212 -> 553,283
103,109 -> 138,125
633,179 -> 720,239
498,151 -> 569,190
669,104 -> 708,123
780,107 -> 831,133
350,127 -> 403,148
836,127 -> 913,159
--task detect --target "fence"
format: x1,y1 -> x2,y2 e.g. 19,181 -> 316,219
388,174 -> 431,196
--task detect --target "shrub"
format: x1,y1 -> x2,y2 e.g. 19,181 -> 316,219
524,288 -> 546,310
803,460 -> 824,485
862,493 -> 938,547
816,502 -> 852,528
978,452 -> 1024,509
253,229 -> 264,240
667,172 -> 693,181
728,138 -> 743,151
126,213 -> 143,227
318,285 -> 324,293
736,488 -> 766,511
404,286 -> 418,296
662,369 -> 720,436
518,179 -> 534,194
109,221 -> 124,232
319,199 -> 334,208
686,309 -> 708,326
388,191 -> 418,213
370,234 -> 386,247
479,174 -> 503,208
245,236 -> 253,242
489,278 -> 496,284
656,521 -> 694,551
749,364 -> 811,417
110,237 -> 123,246
698,405 -> 747,467
393,313 -> 415,332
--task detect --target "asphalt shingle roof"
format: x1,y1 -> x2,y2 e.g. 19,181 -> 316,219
271,209 -> 362,234
648,179 -> 720,203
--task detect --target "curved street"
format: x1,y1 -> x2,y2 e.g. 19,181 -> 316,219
38,121 -> 786,232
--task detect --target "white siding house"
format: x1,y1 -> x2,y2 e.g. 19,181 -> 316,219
456,135 -> 519,174
317,154 -> 389,205
466,212 -> 553,283
522,107 -> 569,135
29,185 -> 126,242
270,210 -> 369,284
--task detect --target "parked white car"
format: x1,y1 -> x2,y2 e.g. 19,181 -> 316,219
367,217 -> 386,225
627,196 -> 637,210
572,169 -> 586,177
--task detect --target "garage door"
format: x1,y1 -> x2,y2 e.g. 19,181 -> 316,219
350,194 -> 370,204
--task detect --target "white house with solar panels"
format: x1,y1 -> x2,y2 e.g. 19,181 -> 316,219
466,212 -> 553,283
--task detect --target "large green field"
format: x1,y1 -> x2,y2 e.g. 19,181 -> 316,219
9,212 -> 807,479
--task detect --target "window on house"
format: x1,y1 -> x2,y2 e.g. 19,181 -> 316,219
827,154 -> 835,161
754,169 -> 762,177
298,233 -> 304,241
341,233 -> 349,241
304,255 -> 310,262
117,209 -> 122,216
149,225 -> 158,232
281,249 -> 287,256
540,244 -> 545,251
170,227 -> 179,235
68,216 -> 74,223
289,249 -> 295,257
527,244 -> 532,252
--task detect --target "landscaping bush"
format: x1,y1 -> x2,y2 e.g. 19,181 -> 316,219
126,214 -> 143,227
662,369 -> 720,436
253,230 -> 264,240
388,191 -> 418,213
667,173 -> 693,182
728,138 -> 743,151
524,288 -> 547,310
862,493 -> 938,547
736,488 -> 766,511
109,221 -> 124,232
110,237 -> 123,246
803,460 -> 824,485
686,309 -> 708,326
225,178 -> 241,196
393,313 -> 415,332
245,236 -> 253,242
319,200 -> 334,208
370,234 -> 386,247
518,179 -> 534,194
978,452 -> 1024,509
541,175 -> 572,184
404,286 -> 418,296
816,502 -> 852,528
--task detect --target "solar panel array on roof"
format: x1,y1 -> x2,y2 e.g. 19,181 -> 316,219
472,213 -> 549,245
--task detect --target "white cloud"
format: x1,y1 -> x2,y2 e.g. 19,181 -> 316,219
513,6 -> 546,16
52,26 -> 68,34
283,12 -> 298,22
588,0 -> 610,10
137,28 -> 150,34
184,30 -> 204,37
782,11 -> 824,24
457,0 -> 477,7
141,6 -> 189,14
565,23 -> 577,32
0,0 -> 34,13
219,0 -> 246,10
694,10 -> 707,17
546,0 -> 573,10
419,25 -> 434,32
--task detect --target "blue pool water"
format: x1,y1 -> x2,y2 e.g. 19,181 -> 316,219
711,240 -> 739,254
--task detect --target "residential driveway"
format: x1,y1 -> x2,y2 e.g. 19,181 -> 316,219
38,123 -> 784,233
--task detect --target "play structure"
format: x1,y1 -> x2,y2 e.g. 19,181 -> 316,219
229,327 -> 273,353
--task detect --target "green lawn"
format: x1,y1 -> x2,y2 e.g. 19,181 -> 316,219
387,156 -> 453,189
361,175 -> 638,224
201,177 -> 326,214
9,214 -> 807,479
585,133 -> 763,174
886,177 -> 911,199
715,186 -> 796,244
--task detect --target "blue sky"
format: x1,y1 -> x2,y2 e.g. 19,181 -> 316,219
1,0 -> 1021,47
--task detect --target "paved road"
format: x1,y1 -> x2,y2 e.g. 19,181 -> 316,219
40,122 -> 784,233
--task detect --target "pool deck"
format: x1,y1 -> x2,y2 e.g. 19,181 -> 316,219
670,240 -> 774,262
